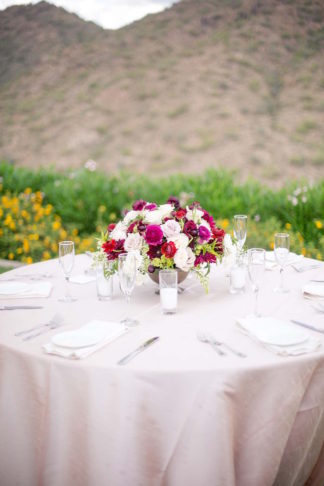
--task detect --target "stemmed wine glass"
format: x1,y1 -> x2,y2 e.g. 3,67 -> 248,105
274,233 -> 290,293
59,241 -> 77,302
118,252 -> 139,327
248,248 -> 265,317
234,215 -> 247,262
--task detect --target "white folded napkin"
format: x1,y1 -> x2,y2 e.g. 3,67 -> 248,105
236,316 -> 321,356
302,282 -> 324,300
43,320 -> 127,359
265,251 -> 303,270
0,281 -> 53,299
70,274 -> 96,284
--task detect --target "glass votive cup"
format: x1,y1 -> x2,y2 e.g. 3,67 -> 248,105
96,261 -> 113,301
159,269 -> 178,314
229,263 -> 246,295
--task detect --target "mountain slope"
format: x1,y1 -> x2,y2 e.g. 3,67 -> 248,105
0,0 -> 323,185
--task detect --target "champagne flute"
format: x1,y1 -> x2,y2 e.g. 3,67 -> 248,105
118,252 -> 139,327
248,248 -> 265,317
234,215 -> 247,262
274,233 -> 290,293
59,241 -> 77,302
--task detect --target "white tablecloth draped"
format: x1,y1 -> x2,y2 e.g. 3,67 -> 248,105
0,255 -> 324,486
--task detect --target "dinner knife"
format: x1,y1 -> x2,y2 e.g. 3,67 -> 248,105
290,319 -> 324,334
0,305 -> 43,310
117,336 -> 160,365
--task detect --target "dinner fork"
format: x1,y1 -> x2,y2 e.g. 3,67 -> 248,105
209,337 -> 247,358
17,314 -> 64,339
197,332 -> 226,356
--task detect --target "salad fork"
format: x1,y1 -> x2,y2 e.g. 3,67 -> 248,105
197,332 -> 226,356
17,314 -> 64,339
209,337 -> 247,358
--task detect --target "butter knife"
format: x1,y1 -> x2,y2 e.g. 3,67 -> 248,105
0,305 -> 43,310
290,319 -> 324,333
117,336 -> 160,365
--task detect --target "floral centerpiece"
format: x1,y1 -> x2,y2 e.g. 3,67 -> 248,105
96,196 -> 226,290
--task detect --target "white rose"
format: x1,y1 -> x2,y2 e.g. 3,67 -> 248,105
110,221 -> 127,241
124,233 -> 143,252
143,204 -> 173,225
169,233 -> 189,250
161,219 -> 181,239
158,204 -> 173,219
123,210 -> 140,225
186,206 -> 204,224
144,209 -> 163,225
174,247 -> 195,272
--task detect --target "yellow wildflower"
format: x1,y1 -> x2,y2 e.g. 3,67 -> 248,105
44,204 -> 53,215
0,228 -> 3,236
42,251 -> 51,260
51,242 -> 58,253
26,256 -> 33,264
72,228 -> 78,236
285,223 -> 292,230
270,241 -> 274,250
301,247 -> 307,256
316,253 -> 322,260
98,205 -> 106,213
17,247 -> 23,255
315,220 -> 323,229
21,210 -> 30,220
221,218 -> 229,229
9,221 -> 16,231
0,207 -> 3,218
4,214 -> 13,226
24,187 -> 32,195
52,221 -> 61,231
109,212 -> 117,222
8,252 -> 14,260
59,229 -> 67,240
23,239 -> 30,253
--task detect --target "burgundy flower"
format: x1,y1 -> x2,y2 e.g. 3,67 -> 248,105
145,225 -> 163,246
161,241 -> 177,258
137,222 -> 147,234
175,208 -> 186,220
127,221 -> 137,234
189,201 -> 202,210
202,210 -> 215,229
107,223 -> 116,232
198,226 -> 211,243
167,196 -> 180,209
184,220 -> 198,237
145,203 -> 157,211
148,245 -> 162,259
132,199 -> 146,211
102,240 -> 116,254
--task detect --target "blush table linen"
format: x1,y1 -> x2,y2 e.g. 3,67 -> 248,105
0,254 -> 324,486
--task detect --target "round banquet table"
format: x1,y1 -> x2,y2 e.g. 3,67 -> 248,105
0,254 -> 324,486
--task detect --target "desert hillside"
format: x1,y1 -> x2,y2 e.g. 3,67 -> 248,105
0,0 -> 323,185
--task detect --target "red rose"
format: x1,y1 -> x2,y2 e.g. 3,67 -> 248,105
161,241 -> 177,258
102,239 -> 116,254
107,223 -> 116,232
175,209 -> 186,220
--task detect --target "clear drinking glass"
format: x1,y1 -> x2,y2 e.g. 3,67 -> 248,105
234,215 -> 247,261
59,241 -> 77,302
274,233 -> 290,293
159,269 -> 178,314
248,248 -> 265,317
118,252 -> 138,327
96,260 -> 113,301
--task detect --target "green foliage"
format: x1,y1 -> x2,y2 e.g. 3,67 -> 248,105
0,161 -> 324,261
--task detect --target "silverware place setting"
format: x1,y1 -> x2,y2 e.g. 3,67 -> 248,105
16,314 -> 64,340
197,332 -> 246,358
